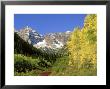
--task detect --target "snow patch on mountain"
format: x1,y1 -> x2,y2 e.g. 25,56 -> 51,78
66,30 -> 71,34
33,39 -> 47,48
54,41 -> 63,48
16,26 -> 71,49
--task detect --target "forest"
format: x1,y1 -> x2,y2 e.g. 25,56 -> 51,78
14,14 -> 97,76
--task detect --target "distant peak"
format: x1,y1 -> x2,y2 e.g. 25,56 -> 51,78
66,30 -> 71,33
24,26 -> 32,31
26,26 -> 29,28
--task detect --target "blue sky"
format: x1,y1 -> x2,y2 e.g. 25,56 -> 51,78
14,14 -> 86,35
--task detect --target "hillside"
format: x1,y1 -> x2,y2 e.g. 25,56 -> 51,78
14,32 -> 68,75
14,32 -> 42,57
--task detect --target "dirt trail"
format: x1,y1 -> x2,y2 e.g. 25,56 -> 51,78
39,71 -> 51,76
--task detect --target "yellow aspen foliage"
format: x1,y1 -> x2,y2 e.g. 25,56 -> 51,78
67,27 -> 81,69
67,14 -> 97,70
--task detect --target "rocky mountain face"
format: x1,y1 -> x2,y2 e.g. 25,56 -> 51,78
44,31 -> 71,48
17,26 -> 44,45
16,26 -> 71,49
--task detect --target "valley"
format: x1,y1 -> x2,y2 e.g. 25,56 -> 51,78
14,14 -> 97,76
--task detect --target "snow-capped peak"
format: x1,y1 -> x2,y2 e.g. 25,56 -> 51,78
24,26 -> 32,31
16,26 -> 71,49
66,30 -> 71,34
32,30 -> 36,33
17,26 -> 44,45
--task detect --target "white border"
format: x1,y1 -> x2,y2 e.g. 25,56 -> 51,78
5,5 -> 106,85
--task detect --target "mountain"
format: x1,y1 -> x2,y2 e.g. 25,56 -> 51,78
17,26 -> 44,45
44,31 -> 71,49
14,32 -> 43,57
16,26 -> 71,49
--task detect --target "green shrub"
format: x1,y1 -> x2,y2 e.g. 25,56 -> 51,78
14,69 -> 42,76
14,54 -> 39,73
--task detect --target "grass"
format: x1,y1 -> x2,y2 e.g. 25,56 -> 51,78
14,54 -> 53,76
50,56 -> 69,76
15,70 -> 42,76
14,54 -> 43,76
50,56 -> 97,76
14,54 -> 97,76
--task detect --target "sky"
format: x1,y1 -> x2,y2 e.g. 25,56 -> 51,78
14,14 -> 87,35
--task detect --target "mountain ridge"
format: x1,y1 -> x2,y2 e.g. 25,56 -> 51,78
16,26 -> 72,49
